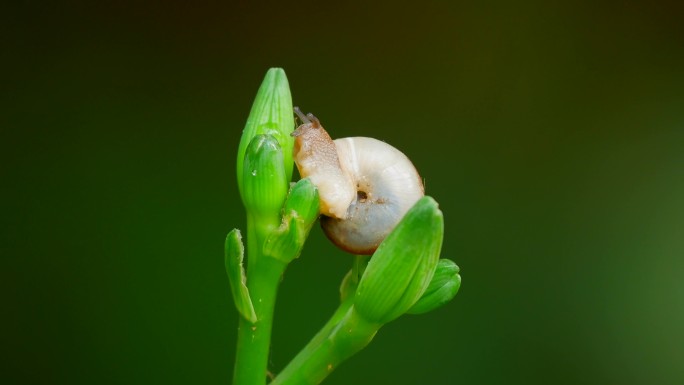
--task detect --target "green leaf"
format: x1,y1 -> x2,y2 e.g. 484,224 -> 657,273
236,68 -> 294,194
281,178 -> 320,224
241,134 -> 289,221
339,256 -> 370,302
263,178 -> 320,263
407,259 -> 461,315
224,229 -> 257,323
354,196 -> 444,324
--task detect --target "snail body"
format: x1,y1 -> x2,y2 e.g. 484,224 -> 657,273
291,114 -> 356,219
292,108 -> 424,255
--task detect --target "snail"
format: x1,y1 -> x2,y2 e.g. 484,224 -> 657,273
292,107 -> 424,255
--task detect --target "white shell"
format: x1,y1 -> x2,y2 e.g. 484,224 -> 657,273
321,137 -> 424,254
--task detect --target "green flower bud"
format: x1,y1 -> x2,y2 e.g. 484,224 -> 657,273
407,259 -> 461,315
281,178 -> 320,224
241,134 -> 288,220
354,196 -> 444,324
224,229 -> 257,323
263,178 -> 320,263
236,68 -> 294,194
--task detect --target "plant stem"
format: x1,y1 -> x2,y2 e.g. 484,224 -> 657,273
271,306 -> 380,385
287,297 -> 354,369
233,214 -> 285,385
293,255 -> 368,365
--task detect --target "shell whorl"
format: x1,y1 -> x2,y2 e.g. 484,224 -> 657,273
322,137 -> 424,254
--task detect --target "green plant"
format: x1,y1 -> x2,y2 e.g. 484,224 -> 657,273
225,68 -> 461,385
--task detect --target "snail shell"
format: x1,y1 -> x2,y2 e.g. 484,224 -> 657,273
292,108 -> 424,255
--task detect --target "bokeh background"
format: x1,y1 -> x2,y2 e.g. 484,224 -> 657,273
4,1 -> 684,384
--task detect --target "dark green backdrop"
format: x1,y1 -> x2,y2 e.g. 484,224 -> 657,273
4,1 -> 684,384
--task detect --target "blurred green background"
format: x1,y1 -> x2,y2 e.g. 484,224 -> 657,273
3,1 -> 684,384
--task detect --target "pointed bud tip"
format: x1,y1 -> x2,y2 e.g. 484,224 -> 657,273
407,259 -> 461,315
237,68 -> 294,192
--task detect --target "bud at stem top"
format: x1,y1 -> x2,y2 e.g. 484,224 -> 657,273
237,68 -> 294,195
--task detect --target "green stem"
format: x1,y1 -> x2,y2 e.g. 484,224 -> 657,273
233,214 -> 285,385
298,255 -> 368,361
269,255 -> 371,385
272,306 -> 380,385
287,297 -> 353,369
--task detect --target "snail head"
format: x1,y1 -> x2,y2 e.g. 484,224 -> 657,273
292,106 -> 322,138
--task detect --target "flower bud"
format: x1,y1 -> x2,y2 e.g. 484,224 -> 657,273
241,134 -> 288,220
354,196 -> 444,324
281,178 -> 320,225
263,178 -> 320,263
407,259 -> 461,315
236,68 -> 294,194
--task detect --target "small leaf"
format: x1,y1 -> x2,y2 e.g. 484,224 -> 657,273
407,259 -> 461,315
224,229 -> 257,323
339,256 -> 370,302
263,179 -> 320,263
282,178 -> 320,224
